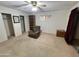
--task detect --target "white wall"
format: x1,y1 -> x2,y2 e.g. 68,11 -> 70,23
35,10 -> 70,35
0,14 -> 8,42
3,15 -> 10,37
24,15 -> 29,32
70,2 -> 79,11
0,5 -> 29,42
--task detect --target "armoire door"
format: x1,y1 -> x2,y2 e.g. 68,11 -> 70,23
29,15 -> 36,30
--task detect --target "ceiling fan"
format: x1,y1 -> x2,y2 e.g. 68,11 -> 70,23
15,1 -> 47,12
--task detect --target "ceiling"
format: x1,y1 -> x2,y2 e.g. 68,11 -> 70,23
0,1 -> 78,13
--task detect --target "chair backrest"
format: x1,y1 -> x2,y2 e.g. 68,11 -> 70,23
33,26 -> 40,32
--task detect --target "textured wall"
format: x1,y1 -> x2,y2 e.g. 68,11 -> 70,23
35,10 -> 70,35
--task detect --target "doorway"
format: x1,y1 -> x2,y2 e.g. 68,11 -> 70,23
20,16 -> 26,33
2,13 -> 15,39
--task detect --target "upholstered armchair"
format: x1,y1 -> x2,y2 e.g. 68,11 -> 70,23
28,26 -> 41,39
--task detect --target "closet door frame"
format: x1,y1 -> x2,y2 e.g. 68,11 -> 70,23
1,13 -> 15,38
20,15 -> 26,33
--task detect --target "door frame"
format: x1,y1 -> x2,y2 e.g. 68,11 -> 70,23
1,13 -> 15,37
20,15 -> 26,33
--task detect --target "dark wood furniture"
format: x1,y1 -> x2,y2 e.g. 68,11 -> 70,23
28,15 -> 41,39
29,15 -> 36,30
56,30 -> 65,37
28,26 -> 41,39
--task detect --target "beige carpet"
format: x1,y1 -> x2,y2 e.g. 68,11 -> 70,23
0,33 -> 78,57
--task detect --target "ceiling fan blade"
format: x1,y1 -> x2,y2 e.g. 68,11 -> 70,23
39,4 -> 46,7
24,1 -> 30,4
15,1 -> 30,8
38,6 -> 44,12
15,4 -> 29,7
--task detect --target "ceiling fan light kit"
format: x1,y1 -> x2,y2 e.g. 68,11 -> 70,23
31,1 -> 38,12
32,7 -> 38,12
24,1 -> 46,12
31,1 -> 37,6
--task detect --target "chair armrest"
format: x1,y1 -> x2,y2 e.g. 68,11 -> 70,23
28,30 -> 33,34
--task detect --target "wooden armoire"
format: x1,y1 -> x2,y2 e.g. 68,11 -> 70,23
29,15 -> 36,30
